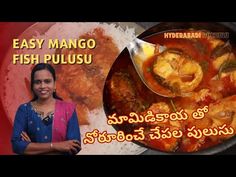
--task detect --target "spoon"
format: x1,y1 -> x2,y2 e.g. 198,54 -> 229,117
127,38 -> 176,97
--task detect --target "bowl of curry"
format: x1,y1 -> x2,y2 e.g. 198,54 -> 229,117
103,22 -> 236,154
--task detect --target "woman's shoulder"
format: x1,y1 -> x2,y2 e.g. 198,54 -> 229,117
16,102 -> 31,112
18,102 -> 31,108
56,100 -> 76,108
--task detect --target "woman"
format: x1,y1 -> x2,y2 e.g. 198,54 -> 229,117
11,63 -> 81,155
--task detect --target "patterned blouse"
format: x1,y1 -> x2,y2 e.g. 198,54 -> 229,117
11,100 -> 81,154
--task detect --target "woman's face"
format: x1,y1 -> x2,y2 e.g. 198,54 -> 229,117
33,69 -> 55,100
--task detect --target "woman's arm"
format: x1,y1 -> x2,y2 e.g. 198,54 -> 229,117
11,105 -> 31,154
23,140 -> 80,155
21,132 -> 81,155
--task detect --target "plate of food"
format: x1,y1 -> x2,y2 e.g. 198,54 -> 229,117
103,22 -> 236,154
0,22 -> 148,154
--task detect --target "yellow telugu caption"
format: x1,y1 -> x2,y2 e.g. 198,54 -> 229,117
83,106 -> 235,144
12,38 -> 96,65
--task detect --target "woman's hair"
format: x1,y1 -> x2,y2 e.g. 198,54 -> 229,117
30,63 -> 63,101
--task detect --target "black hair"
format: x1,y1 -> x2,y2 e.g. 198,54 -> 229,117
30,63 -> 63,101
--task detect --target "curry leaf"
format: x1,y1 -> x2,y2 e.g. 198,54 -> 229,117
199,60 -> 209,73
169,99 -> 177,112
218,59 -> 236,78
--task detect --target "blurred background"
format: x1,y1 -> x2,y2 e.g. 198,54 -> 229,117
0,23 -> 34,154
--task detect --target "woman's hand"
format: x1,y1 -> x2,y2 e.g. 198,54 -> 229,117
20,132 -> 81,155
21,131 -> 31,142
53,140 -> 81,155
